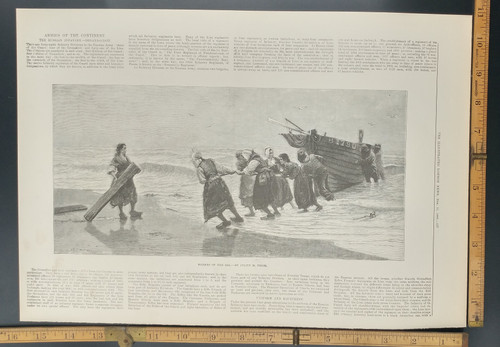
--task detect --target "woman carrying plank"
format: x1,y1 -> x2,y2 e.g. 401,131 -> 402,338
108,143 -> 142,220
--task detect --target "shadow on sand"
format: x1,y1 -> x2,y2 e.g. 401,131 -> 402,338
55,188 -> 385,260
84,220 -> 140,255
202,227 -> 385,260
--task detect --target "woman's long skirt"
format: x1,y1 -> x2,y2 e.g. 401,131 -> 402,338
203,177 -> 234,221
314,169 -> 335,200
239,174 -> 255,208
271,175 -> 294,208
110,178 -> 138,207
294,170 -> 317,209
253,172 -> 274,210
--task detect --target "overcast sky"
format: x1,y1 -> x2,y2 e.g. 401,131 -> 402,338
53,85 -> 407,155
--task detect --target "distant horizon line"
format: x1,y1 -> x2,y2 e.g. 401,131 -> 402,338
53,144 -> 406,157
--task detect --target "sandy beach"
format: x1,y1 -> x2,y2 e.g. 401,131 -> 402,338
54,188 -> 385,260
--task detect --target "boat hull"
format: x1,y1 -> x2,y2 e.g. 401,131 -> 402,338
281,132 -> 367,192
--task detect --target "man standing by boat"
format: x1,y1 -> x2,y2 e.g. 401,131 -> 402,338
373,144 -> 385,180
360,144 -> 379,183
297,149 -> 335,204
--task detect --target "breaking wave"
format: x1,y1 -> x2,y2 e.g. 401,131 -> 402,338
139,162 -> 196,178
346,202 -> 405,212
383,164 -> 405,175
55,162 -> 197,179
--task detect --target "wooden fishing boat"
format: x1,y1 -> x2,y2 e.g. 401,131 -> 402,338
274,118 -> 375,192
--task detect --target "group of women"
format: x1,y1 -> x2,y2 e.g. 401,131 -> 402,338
193,147 -> 335,230
105,143 -> 335,230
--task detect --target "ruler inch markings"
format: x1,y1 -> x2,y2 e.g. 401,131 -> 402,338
139,327 -> 295,344
0,327 -> 468,346
0,327 -> 106,343
299,330 -> 467,347
468,0 -> 489,328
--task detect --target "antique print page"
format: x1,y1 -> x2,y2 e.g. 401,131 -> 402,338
17,9 -> 471,328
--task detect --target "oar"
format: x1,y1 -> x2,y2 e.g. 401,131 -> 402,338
268,118 -> 306,134
285,118 -> 306,132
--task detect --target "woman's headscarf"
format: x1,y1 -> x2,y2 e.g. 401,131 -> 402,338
264,147 -> 275,166
191,150 -> 203,167
264,147 -> 273,158
235,149 -> 253,170
297,148 -> 308,163
236,149 -> 253,161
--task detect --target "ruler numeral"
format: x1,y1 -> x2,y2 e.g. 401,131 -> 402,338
35,332 -> 47,340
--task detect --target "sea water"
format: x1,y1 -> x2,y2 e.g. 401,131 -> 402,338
54,146 -> 405,260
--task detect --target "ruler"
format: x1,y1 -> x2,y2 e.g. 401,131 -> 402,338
0,327 -> 106,343
468,0 -> 490,328
0,327 -> 468,347
128,327 -> 296,344
299,330 -> 467,347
